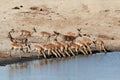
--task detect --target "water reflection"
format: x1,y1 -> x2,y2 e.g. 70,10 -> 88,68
0,52 -> 120,80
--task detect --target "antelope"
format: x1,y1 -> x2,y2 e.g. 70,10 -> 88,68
10,42 -> 31,58
53,31 -> 80,42
43,43 -> 59,58
75,40 -> 89,55
79,37 -> 93,54
93,38 -> 107,53
59,41 -> 72,57
77,28 -> 94,54
51,39 -> 67,57
20,27 -> 37,37
69,42 -> 87,55
51,43 -> 62,58
31,45 -> 47,58
8,31 -> 28,45
77,28 -> 92,44
40,31 -> 55,43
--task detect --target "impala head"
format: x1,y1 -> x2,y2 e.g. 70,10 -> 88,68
9,29 -> 15,33
8,31 -> 14,42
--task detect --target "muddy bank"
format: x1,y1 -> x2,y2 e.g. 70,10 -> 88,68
0,53 -> 44,66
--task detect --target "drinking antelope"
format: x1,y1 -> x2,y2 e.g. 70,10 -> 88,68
59,41 -> 72,57
43,43 -> 59,58
75,40 -> 89,55
31,44 -> 47,58
51,39 -> 67,57
93,38 -> 107,53
77,28 -> 94,54
69,42 -> 87,55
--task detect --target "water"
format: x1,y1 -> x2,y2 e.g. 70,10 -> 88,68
0,52 -> 120,80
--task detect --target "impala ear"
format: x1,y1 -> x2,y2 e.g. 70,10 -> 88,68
78,33 -> 82,37
33,27 -> 37,32
53,31 -> 56,33
77,28 -> 81,32
11,29 -> 15,33
77,29 -> 79,31
53,31 -> 58,34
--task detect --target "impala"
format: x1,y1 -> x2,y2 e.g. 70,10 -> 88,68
31,44 -> 47,58
93,38 -> 107,53
53,31 -> 80,42
8,31 -> 28,45
69,42 -> 87,55
59,41 -> 72,57
20,27 -> 37,37
75,40 -> 89,55
51,39 -> 67,57
43,43 -> 59,58
77,28 -> 94,54
40,31 -> 55,43
10,42 -> 30,58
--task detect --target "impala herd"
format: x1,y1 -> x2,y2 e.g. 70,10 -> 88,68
8,28 -> 107,59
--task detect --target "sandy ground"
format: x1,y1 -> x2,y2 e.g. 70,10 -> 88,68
0,0 -> 120,65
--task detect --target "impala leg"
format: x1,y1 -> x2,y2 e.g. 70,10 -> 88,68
19,48 -> 24,59
41,51 -> 47,59
83,46 -> 88,55
25,47 -> 29,53
58,49 -> 66,57
86,45 -> 92,54
60,49 -> 66,57
10,47 -> 14,57
37,50 -> 41,58
47,50 -> 51,56
75,48 -> 79,55
55,49 -> 62,58
58,49 -> 65,57
19,48 -> 25,59
52,50 -> 58,58
64,50 -> 71,57
99,45 -> 102,53
21,48 -> 25,53
79,48 -> 87,56
102,44 -> 107,53
61,47 -> 66,57
68,48 -> 75,56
